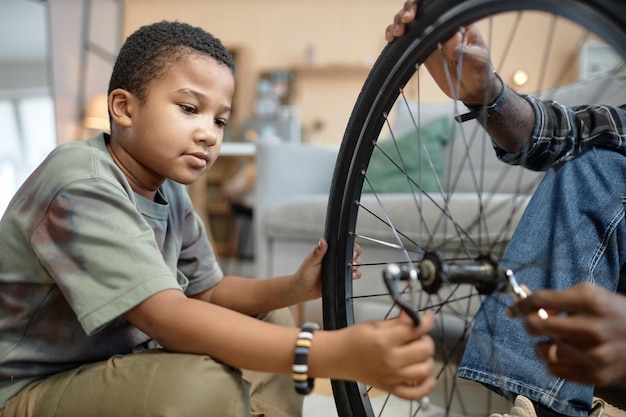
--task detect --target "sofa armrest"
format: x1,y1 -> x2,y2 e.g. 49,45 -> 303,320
254,140 -> 339,278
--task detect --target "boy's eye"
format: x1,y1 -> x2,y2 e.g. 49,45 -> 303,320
216,119 -> 228,128
180,104 -> 197,114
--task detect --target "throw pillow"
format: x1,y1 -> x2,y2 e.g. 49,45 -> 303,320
365,115 -> 454,194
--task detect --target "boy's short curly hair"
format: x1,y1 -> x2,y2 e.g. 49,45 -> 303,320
108,20 -> 235,102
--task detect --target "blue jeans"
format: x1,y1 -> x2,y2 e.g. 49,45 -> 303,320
457,147 -> 626,416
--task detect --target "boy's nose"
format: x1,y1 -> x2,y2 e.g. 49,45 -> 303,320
196,126 -> 218,146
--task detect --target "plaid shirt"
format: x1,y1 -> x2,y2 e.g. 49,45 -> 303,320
496,96 -> 626,170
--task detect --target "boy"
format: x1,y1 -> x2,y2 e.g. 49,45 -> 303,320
0,20 -> 436,417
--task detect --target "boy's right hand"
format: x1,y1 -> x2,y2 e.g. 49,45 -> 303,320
323,311 -> 437,400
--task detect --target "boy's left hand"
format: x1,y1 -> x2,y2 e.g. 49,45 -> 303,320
294,238 -> 362,301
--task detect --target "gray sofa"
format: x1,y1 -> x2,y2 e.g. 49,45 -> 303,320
254,72 -> 626,325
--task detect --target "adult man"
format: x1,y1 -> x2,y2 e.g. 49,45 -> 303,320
387,2 -> 626,416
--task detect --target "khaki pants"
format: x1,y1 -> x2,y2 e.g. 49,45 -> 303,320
0,309 -> 302,417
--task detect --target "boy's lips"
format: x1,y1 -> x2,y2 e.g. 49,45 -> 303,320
189,151 -> 210,161
186,151 -> 210,168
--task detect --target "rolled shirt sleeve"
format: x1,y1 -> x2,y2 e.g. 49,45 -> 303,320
494,95 -> 626,170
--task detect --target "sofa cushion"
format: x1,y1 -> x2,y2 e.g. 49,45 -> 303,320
265,191 -> 530,254
265,194 -> 330,241
365,115 -> 454,193
354,192 -> 530,253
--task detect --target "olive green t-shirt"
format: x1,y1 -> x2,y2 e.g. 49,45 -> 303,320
0,134 -> 223,408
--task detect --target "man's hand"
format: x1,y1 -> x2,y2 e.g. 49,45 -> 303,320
385,0 -> 419,43
385,1 -> 500,105
384,0 -> 534,151
423,25 -> 501,106
513,282 -> 626,387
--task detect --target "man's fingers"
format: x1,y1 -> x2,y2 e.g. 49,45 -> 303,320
517,283 -> 601,317
535,340 -> 615,385
400,0 -> 418,23
385,25 -> 396,42
536,340 -> 572,365
386,0 -> 418,42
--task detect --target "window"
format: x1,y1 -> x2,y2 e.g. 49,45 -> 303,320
0,95 -> 56,216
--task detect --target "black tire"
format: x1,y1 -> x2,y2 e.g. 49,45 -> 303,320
322,1 -> 626,416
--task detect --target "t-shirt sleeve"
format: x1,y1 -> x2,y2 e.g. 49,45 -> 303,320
31,179 -> 182,335
176,201 -> 223,296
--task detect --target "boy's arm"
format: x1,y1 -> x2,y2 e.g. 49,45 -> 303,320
124,289 -> 436,400
191,274 -> 308,316
191,238 -> 329,315
190,239 -> 324,315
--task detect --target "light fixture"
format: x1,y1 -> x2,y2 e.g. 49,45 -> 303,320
83,93 -> 110,132
512,70 -> 529,87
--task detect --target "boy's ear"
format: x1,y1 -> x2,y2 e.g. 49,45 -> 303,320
109,88 -> 134,128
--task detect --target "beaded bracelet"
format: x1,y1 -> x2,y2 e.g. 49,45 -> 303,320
455,72 -> 509,123
292,322 -> 319,395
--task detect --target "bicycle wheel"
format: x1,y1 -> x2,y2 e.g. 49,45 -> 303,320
322,1 -> 626,416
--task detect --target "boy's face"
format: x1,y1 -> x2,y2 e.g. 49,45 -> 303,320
110,54 -> 235,193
